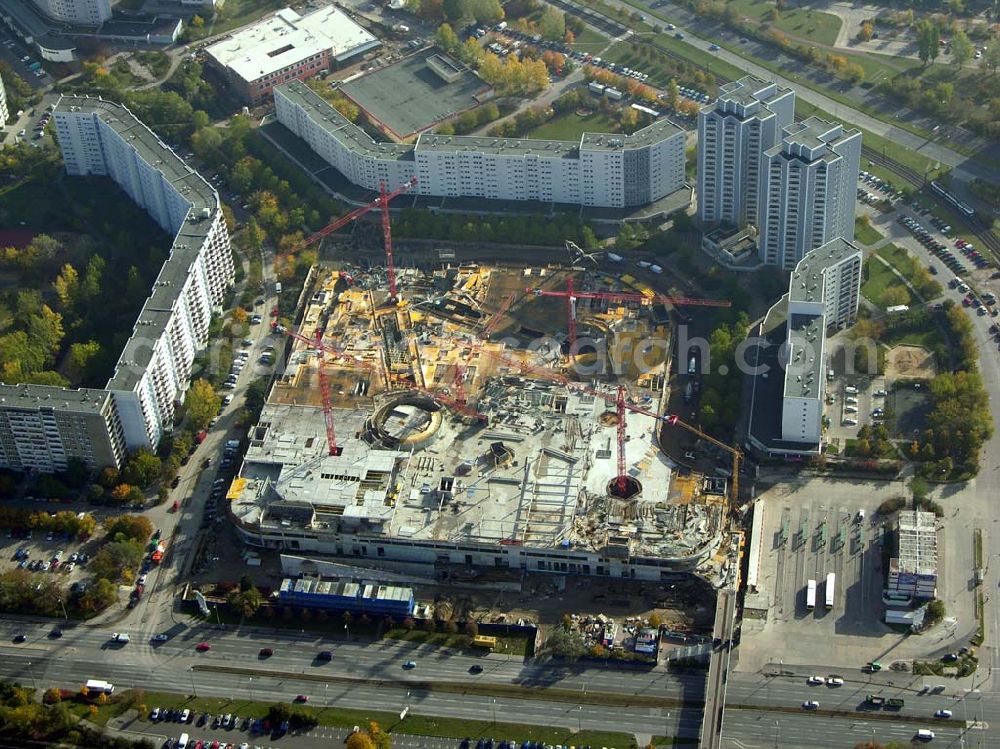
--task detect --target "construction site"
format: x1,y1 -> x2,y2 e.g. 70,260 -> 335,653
225,179 -> 741,587
229,250 -> 745,586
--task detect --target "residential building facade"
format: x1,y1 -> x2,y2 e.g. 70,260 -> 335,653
275,80 -> 686,209
0,76 -> 8,125
697,76 -> 794,229
0,95 -> 234,474
0,386 -> 125,472
54,95 -> 234,450
757,117 -> 862,269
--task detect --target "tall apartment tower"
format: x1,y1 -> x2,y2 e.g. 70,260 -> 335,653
31,0 -> 111,25
0,76 -> 8,126
758,116 -> 862,269
697,76 -> 795,229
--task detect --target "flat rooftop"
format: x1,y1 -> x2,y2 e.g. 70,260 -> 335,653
207,6 -> 378,83
783,312 -> 824,399
0,384 -> 112,413
789,237 -> 861,305
895,510 -> 938,575
340,50 -> 491,139
774,116 -> 860,163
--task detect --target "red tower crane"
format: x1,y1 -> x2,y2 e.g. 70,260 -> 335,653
527,278 -> 732,352
276,177 -> 418,301
615,385 -> 627,496
272,323 -> 344,456
479,292 -> 517,340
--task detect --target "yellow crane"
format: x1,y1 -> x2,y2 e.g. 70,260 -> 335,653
665,414 -> 742,505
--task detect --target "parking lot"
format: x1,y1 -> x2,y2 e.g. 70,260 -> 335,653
823,333 -> 889,445
0,530 -> 92,590
740,477 -> 922,672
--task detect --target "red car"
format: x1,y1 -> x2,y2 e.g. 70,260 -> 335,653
955,239 -> 967,248
195,642 -> 211,652
294,694 -> 309,703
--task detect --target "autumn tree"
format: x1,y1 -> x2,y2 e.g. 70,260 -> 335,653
185,378 -> 221,431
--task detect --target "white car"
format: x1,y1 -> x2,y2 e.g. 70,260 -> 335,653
828,677 -> 844,686
807,675 -> 826,685
802,700 -> 820,709
137,574 -> 147,585
934,709 -> 952,718
151,633 -> 169,642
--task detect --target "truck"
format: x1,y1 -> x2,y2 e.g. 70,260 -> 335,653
85,679 -> 114,695
825,572 -> 836,609
866,694 -> 885,706
688,356 -> 697,375
606,252 -> 624,263
806,579 -> 817,610
649,264 -> 663,274
150,543 -> 165,565
887,698 -> 905,709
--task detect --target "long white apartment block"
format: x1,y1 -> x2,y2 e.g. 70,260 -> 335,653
54,95 -> 235,450
758,116 -> 861,269
697,76 -> 794,229
780,237 -> 862,445
275,80 -> 686,209
0,95 -> 234,471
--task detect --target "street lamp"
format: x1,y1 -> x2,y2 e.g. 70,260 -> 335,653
773,719 -> 779,749
664,710 -> 671,739
492,698 -> 497,725
25,660 -> 36,690
248,676 -> 254,703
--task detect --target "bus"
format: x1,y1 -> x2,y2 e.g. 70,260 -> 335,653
806,579 -> 817,611
825,573 -> 836,610
472,635 -> 497,651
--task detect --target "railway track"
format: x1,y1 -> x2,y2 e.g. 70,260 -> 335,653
862,146 -> 1000,260
557,0 -> 1000,263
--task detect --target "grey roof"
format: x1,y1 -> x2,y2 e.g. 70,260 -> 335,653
703,75 -> 791,120
773,116 -> 861,163
783,312 -> 824,399
417,132 -> 578,157
0,384 -> 112,413
788,237 -> 862,305
53,95 -> 221,393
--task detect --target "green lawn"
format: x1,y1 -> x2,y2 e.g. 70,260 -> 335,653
863,257 -> 917,308
724,0 -> 842,46
529,111 -> 618,140
854,217 -> 883,246
80,690 -> 639,747
570,26 -> 609,51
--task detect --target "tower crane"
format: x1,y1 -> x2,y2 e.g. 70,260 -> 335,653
479,292 -> 517,340
275,177 -> 418,301
527,277 -> 732,352
272,323 -> 345,456
663,414 -> 742,504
